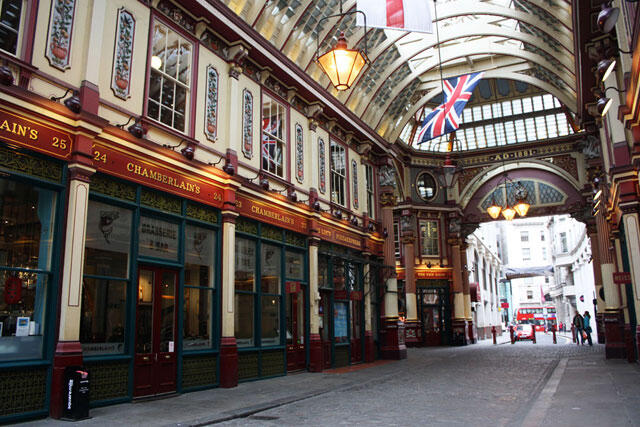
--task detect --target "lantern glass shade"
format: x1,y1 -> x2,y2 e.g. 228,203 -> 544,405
598,97 -> 613,116
487,200 -> 502,219
514,199 -> 530,217
501,205 -> 516,221
317,34 -> 367,91
598,58 -> 616,83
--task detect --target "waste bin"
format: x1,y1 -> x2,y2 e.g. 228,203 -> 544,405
62,366 -> 90,420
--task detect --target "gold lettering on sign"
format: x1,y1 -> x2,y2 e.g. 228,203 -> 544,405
126,162 -> 201,194
250,205 -> 294,225
0,119 -> 39,140
335,232 -> 360,247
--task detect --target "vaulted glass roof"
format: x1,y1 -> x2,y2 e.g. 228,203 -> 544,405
221,0 -> 576,151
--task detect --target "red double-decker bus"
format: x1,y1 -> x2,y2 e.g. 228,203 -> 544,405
515,306 -> 556,332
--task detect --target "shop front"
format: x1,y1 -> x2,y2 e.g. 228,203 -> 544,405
0,107 -> 73,422
416,276 -> 452,346
234,195 -> 309,380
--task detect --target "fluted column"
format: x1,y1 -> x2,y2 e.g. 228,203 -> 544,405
587,223 -> 605,344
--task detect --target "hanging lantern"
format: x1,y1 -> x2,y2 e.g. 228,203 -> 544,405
514,198 -> 530,217
486,197 -> 502,219
501,205 -> 516,221
317,32 -> 368,91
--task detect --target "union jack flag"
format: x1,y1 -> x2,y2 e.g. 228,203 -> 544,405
417,72 -> 484,144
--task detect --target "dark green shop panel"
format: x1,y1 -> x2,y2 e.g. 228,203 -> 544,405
0,367 -> 47,417
85,360 -> 129,402
183,355 -> 217,389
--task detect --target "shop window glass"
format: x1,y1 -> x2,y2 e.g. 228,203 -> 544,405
261,296 -> 280,346
333,258 -> 345,291
147,21 -> 192,132
334,301 -> 348,343
261,244 -> 281,294
235,293 -> 254,347
318,255 -> 329,288
84,201 -> 131,278
0,180 -> 56,361
80,279 -> 126,355
235,237 -> 255,291
183,225 -> 215,351
0,0 -> 23,56
285,250 -> 303,280
138,216 -> 179,260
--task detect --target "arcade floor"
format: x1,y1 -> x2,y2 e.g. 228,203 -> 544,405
24,334 -> 640,426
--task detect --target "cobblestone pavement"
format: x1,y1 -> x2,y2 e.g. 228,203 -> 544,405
24,335 -> 640,427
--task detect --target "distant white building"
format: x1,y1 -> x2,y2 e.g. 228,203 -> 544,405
466,224 -> 503,339
548,215 -> 596,332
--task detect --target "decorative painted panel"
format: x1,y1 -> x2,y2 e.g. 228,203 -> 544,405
204,65 -> 219,141
242,89 -> 253,159
318,137 -> 326,194
295,123 -> 304,184
111,8 -> 136,99
157,0 -> 195,33
45,0 -> 77,70
352,159 -> 359,209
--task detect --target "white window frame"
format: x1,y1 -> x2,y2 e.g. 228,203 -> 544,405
393,221 -> 400,259
365,163 -> 375,219
261,94 -> 286,177
146,20 -> 193,133
330,140 -> 346,207
0,0 -> 27,57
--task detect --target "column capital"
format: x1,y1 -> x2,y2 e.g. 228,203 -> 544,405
68,163 -> 96,183
222,210 -> 239,223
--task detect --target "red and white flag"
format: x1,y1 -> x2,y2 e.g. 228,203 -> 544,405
357,0 -> 433,34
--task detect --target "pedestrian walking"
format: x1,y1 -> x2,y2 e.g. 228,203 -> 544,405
583,310 -> 593,346
572,311 -> 584,345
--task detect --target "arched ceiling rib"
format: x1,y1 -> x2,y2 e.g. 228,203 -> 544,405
221,0 -> 576,152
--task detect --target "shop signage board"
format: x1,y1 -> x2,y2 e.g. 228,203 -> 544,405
316,223 -> 362,250
236,194 -> 308,234
0,108 -> 73,159
613,272 -> 631,284
92,142 -> 225,208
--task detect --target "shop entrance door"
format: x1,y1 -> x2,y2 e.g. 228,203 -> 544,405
419,288 -> 445,346
134,266 -> 177,397
350,299 -> 363,363
319,290 -> 332,369
286,282 -> 306,371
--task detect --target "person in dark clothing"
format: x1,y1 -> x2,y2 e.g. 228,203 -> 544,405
583,310 -> 593,346
572,311 -> 584,345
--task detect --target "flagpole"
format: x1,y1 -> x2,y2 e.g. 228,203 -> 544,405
433,0 -> 448,151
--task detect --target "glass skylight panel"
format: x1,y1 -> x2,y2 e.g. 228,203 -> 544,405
482,105 -> 492,120
553,97 -> 561,108
512,99 -> 522,115
543,94 -> 555,110
473,106 -> 482,121
535,116 -> 547,139
494,122 -> 506,145
465,128 -> 476,148
515,119 -> 526,142
557,113 -> 569,136
525,117 -> 536,141
485,125 -> 496,146
504,121 -> 516,142
463,109 -> 473,122
532,95 -> 544,111
546,115 -> 558,138
502,101 -> 512,116
492,103 -> 502,118
522,98 -> 533,113
475,126 -> 486,147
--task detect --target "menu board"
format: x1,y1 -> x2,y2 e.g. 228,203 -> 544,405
334,302 -> 348,341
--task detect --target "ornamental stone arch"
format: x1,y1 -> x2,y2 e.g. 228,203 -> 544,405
459,161 -> 587,223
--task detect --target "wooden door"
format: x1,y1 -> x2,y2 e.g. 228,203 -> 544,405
134,266 -> 177,397
350,299 -> 363,363
286,282 -> 306,371
419,288 -> 443,346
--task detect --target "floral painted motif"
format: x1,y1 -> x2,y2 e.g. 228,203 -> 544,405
352,159 -> 359,209
205,66 -> 219,141
295,124 -> 304,184
242,89 -> 253,159
111,8 -> 136,99
318,138 -> 326,194
46,0 -> 77,70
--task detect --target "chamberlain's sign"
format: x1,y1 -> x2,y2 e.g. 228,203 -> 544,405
236,194 -> 308,234
91,141 -> 225,208
0,108 -> 73,159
